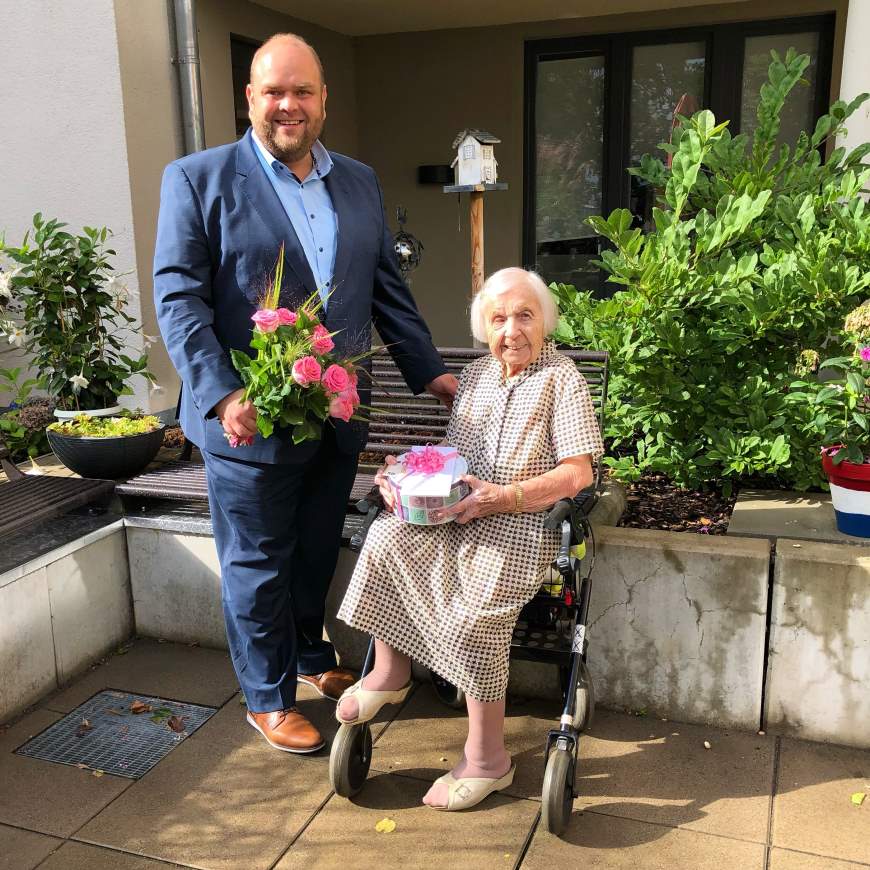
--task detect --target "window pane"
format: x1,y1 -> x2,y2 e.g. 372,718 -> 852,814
740,32 -> 819,146
534,55 -> 605,290
629,41 -> 706,229
630,42 -> 706,165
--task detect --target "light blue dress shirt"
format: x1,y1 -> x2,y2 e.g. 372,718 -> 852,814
250,132 -> 338,309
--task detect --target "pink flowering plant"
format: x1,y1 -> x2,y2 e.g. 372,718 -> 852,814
228,246 -> 371,446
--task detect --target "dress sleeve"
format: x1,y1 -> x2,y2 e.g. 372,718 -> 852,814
550,365 -> 605,462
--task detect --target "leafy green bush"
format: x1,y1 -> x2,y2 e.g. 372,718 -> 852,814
0,367 -> 53,461
554,50 -> 870,493
48,412 -> 162,438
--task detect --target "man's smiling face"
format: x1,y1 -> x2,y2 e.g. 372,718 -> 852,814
247,38 -> 327,168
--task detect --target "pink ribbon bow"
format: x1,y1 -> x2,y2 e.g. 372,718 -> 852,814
404,445 -> 458,475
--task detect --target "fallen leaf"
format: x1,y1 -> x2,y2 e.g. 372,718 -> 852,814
374,818 -> 397,833
167,715 -> 187,733
149,707 -> 172,724
75,763 -> 89,770
130,700 -> 152,714
92,769 -> 104,778
851,792 -> 866,806
105,707 -> 124,716
75,718 -> 93,738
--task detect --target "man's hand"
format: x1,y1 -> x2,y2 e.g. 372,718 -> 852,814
214,388 -> 257,440
425,373 -> 459,410
434,475 -> 512,524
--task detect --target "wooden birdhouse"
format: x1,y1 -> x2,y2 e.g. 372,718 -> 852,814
451,129 -> 500,187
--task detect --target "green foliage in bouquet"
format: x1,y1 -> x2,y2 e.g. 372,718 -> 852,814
0,214 -> 153,411
553,49 -> 870,493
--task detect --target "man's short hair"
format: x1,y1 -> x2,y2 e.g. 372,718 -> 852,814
250,33 -> 326,86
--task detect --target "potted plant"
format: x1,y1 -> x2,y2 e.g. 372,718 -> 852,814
0,367 -> 54,463
814,301 -> 870,536
46,411 -> 165,479
0,213 -> 153,415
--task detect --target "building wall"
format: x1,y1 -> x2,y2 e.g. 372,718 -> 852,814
354,0 -> 849,346
0,0 -> 144,404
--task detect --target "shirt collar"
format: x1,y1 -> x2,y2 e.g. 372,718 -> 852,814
250,130 -> 333,182
493,340 -> 558,387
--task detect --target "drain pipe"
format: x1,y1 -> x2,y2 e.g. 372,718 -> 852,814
171,0 -> 206,154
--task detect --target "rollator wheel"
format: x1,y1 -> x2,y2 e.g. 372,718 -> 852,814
430,670 -> 466,709
573,661 -> 595,732
329,722 -> 372,798
541,745 -> 575,836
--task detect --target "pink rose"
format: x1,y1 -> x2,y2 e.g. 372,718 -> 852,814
310,324 -> 335,354
251,309 -> 280,333
340,386 -> 360,407
322,364 -> 351,394
292,355 -> 322,387
328,394 -> 355,423
224,432 -> 254,448
277,308 -> 297,326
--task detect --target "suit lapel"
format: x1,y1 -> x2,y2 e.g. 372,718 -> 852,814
323,160 -> 357,325
236,131 -> 317,300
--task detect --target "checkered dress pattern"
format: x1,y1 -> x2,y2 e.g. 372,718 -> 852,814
337,342 -> 604,701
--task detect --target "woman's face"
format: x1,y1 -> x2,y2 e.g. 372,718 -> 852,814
484,284 -> 546,376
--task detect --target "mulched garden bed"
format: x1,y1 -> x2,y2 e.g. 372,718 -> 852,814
617,472 -> 738,535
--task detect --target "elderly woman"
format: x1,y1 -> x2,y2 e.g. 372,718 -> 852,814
336,267 -> 603,811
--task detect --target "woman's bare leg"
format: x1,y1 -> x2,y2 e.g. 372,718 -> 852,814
422,696 -> 512,807
337,638 -> 411,721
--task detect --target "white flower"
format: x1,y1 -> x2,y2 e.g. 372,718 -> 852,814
0,272 -> 11,300
7,327 -> 24,348
150,381 -> 164,395
69,373 -> 89,390
141,333 -> 158,349
105,274 -> 125,295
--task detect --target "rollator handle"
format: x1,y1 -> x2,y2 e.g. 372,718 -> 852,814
356,485 -> 383,514
544,498 -> 573,530
349,502 -> 381,552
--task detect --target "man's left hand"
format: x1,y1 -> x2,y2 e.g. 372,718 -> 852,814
425,373 -> 459,409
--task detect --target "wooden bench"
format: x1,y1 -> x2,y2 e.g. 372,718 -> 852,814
0,442 -> 115,539
116,346 -> 609,543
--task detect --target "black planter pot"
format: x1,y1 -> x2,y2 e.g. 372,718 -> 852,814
46,426 -> 165,480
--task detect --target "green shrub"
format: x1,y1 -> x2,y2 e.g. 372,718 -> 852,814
48,412 -> 162,438
554,49 -> 870,493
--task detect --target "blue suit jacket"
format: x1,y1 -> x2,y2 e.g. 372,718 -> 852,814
154,130 -> 446,463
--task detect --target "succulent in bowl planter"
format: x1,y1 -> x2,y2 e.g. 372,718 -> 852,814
0,214 -> 154,413
46,412 -> 165,479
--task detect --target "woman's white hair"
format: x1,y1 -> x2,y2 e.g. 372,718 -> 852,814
469,267 -> 559,342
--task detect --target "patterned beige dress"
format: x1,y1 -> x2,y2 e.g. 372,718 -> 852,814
337,342 -> 604,702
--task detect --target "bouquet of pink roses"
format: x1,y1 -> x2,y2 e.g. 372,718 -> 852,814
227,247 -> 370,447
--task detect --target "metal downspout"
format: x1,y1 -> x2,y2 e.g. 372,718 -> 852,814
171,0 -> 206,154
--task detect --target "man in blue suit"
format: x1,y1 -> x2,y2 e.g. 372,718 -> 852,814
154,33 -> 456,753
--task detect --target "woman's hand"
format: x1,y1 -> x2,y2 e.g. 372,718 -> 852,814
436,475 -> 511,524
374,455 -> 398,512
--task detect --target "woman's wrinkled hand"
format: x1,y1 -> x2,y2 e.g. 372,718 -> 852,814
435,475 -> 511,524
374,455 -> 399,512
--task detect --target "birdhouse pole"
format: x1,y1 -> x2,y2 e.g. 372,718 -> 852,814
469,190 -> 485,295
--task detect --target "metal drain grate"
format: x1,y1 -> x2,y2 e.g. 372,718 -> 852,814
15,690 -> 217,778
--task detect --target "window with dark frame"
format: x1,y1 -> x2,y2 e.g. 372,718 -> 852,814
523,15 -> 835,296
231,35 -> 258,137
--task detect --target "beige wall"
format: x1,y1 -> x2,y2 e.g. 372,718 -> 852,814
113,0 -> 358,408
354,0 -> 848,345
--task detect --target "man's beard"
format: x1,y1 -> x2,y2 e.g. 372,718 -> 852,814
257,115 -> 323,164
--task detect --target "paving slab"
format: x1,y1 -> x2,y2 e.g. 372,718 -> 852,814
40,841 -> 191,868
274,771 -> 538,870
769,848 -> 870,869
0,709 -> 131,837
728,489 -> 870,545
75,694 -> 336,870
366,684 -> 558,800
572,709 -> 775,843
0,823 -> 62,870
40,639 -> 239,714
772,737 -> 870,865
522,811 -> 766,869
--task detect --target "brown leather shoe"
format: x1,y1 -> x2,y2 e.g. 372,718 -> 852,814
246,708 -> 324,754
297,668 -> 356,701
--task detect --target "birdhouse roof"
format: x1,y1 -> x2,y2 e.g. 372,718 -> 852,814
452,129 -> 501,148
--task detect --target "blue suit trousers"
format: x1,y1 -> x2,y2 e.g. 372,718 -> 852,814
203,428 -> 358,712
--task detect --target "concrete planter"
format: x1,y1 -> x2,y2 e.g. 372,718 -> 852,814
0,523 -> 131,723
